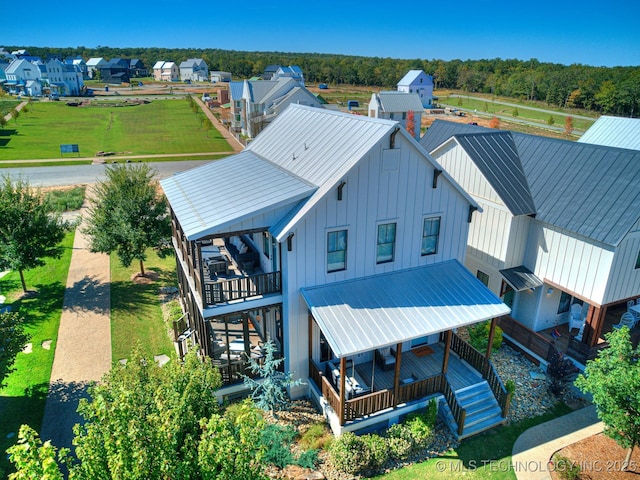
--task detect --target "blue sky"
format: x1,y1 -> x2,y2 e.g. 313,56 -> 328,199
4,1 -> 639,67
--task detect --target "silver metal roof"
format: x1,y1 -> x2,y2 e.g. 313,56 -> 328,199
301,260 -> 510,358
376,91 -> 424,113
499,266 -> 543,292
422,120 -> 640,246
397,69 -> 432,86
578,115 -> 640,151
160,150 -> 316,240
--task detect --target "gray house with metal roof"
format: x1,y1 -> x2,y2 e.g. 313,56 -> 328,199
369,91 -> 424,139
161,105 -> 512,438
421,119 -> 640,365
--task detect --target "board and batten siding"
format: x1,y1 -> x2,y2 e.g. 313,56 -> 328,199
280,136 -> 473,390
604,231 -> 640,305
526,223 -> 613,305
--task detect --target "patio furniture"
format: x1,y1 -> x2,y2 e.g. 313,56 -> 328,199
569,303 -> 585,332
613,312 -> 637,330
375,346 -> 396,371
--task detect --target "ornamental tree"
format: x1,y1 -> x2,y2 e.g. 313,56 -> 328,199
0,311 -> 30,387
575,327 -> 640,470
83,164 -> 172,276
0,176 -> 69,292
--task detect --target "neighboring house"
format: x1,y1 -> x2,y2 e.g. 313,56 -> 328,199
210,71 -> 232,83
99,58 -> 130,84
129,59 -> 147,77
180,58 -> 209,82
369,91 -> 424,138
261,64 -> 280,80
230,77 -> 324,138
421,119 -> 640,366
160,105 -> 511,438
66,57 -> 88,79
86,57 -> 106,79
578,115 -> 640,151
397,70 -> 434,108
274,65 -> 304,85
43,59 -> 84,96
153,61 -> 179,81
5,59 -> 41,95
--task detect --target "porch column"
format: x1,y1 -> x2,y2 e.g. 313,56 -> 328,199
442,330 -> 452,374
392,343 -> 403,404
486,317 -> 497,359
584,305 -> 604,347
307,314 -> 313,362
339,357 -> 347,426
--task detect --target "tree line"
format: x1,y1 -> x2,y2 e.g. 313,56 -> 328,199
10,45 -> 640,116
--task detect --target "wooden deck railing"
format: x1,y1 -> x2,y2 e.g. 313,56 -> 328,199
345,389 -> 395,421
203,271 -> 281,306
450,332 -> 512,418
441,374 -> 466,436
497,316 -> 556,362
397,374 -> 443,404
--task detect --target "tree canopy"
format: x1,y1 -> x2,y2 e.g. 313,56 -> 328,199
83,164 -> 172,275
0,176 -> 69,292
8,349 -> 269,479
575,327 -> 640,470
13,45 -> 640,116
0,311 -> 30,388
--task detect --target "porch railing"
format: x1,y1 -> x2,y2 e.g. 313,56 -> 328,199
441,374 -> 466,436
449,332 -> 512,418
345,390 -> 395,421
397,373 -> 443,404
203,271 -> 281,306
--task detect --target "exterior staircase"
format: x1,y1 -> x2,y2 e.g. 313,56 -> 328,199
440,380 -> 505,440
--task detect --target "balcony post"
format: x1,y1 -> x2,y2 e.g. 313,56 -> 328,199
442,330 -> 452,374
392,342 -> 403,405
486,317 -> 497,359
339,357 -> 347,425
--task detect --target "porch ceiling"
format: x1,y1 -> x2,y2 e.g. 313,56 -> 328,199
301,259 -> 511,358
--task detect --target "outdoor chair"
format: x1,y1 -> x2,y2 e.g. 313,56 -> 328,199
613,312 -> 637,330
569,303 -> 585,332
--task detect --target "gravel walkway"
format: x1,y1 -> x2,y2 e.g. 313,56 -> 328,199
40,193 -> 112,450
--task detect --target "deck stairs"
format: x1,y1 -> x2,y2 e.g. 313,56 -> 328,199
440,380 -> 505,440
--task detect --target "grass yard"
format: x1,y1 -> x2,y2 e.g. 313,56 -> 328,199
0,98 -> 232,160
0,99 -> 20,117
438,94 -> 595,132
0,231 -> 75,479
375,402 -> 573,480
110,249 -> 177,362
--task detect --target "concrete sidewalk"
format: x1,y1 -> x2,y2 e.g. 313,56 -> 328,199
512,404 -> 603,480
40,193 -> 112,450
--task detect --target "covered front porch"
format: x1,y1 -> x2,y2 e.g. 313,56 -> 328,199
302,260 -> 513,438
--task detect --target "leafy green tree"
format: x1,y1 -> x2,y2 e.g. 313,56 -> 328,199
242,340 -> 305,414
83,164 -> 171,276
0,311 -> 30,387
575,327 -> 640,471
71,348 -> 221,479
0,176 -> 69,292
547,115 -> 555,125
6,425 -> 69,480
0,116 -> 7,131
11,108 -> 19,124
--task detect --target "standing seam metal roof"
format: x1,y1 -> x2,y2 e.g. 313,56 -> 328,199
578,116 -> 640,151
376,91 -> 425,113
301,260 -> 511,357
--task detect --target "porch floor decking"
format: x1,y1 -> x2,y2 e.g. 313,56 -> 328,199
353,342 -> 483,393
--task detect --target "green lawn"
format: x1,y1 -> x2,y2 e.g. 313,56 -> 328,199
438,95 -> 594,132
110,249 -> 178,362
375,402 -> 573,479
0,231 -> 75,479
0,99 -> 20,117
0,99 -> 232,160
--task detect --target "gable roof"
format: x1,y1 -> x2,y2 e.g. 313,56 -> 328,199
397,69 -> 432,86
162,105 -> 475,242
578,115 -> 640,151
153,60 -> 165,69
374,91 -> 424,113
421,120 -> 640,246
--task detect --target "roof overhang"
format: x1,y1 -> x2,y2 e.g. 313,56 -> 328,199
499,265 -> 543,292
301,260 -> 510,358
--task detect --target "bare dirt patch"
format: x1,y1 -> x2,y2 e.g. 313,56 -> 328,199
550,433 -> 640,480
131,270 -> 159,284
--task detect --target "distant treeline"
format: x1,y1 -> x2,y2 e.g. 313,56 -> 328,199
14,46 -> 640,116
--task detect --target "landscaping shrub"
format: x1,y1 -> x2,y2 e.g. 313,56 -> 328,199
547,349 -> 577,396
328,431 -> 370,475
553,454 -> 581,480
260,424 -> 296,468
385,423 -> 414,460
299,421 -> 332,450
404,412 -> 434,447
468,321 -> 503,353
45,186 -> 86,213
295,449 -> 319,469
362,433 -> 389,470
